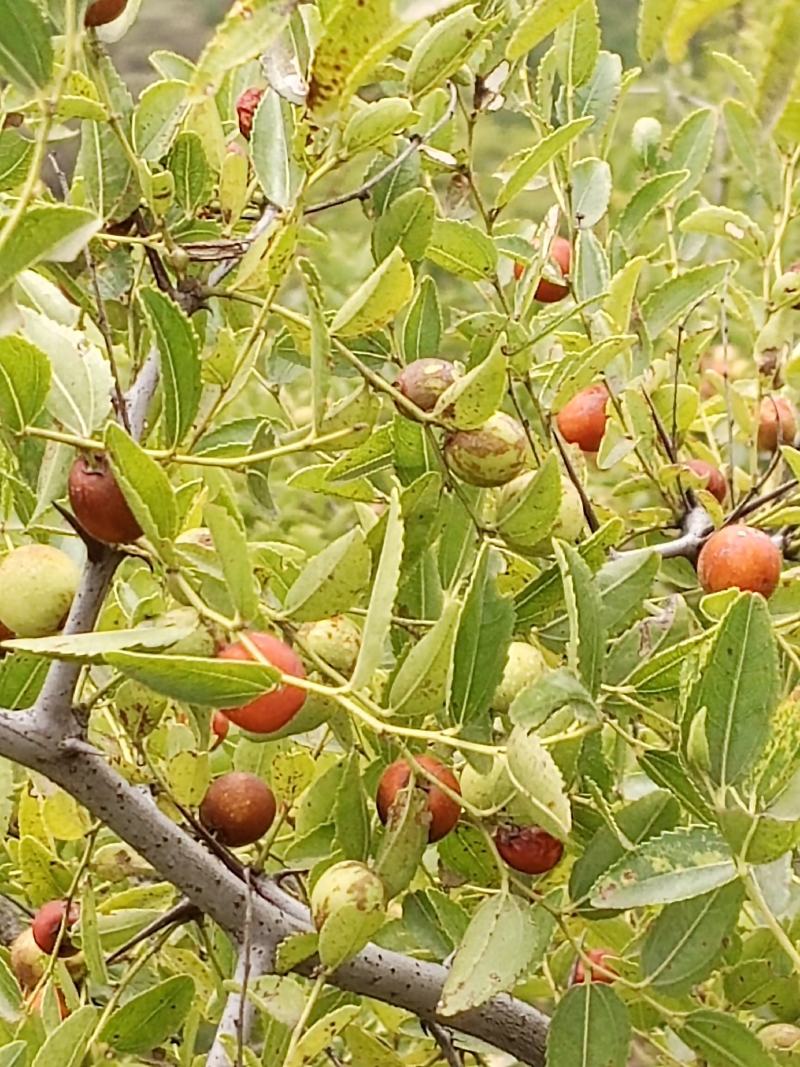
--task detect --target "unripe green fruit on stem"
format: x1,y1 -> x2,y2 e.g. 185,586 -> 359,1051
311,860 -> 386,931
85,0 -> 128,25
493,641 -> 548,713
631,116 -> 662,167
395,358 -> 459,412
697,525 -> 782,598
445,412 -> 528,487
0,545 -> 80,638
299,616 -> 361,673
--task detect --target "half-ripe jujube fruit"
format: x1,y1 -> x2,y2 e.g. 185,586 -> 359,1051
684,459 -> 727,504
697,525 -> 782,598
199,771 -> 276,847
445,412 -> 528,487
68,455 -> 143,544
236,88 -> 264,141
376,756 -> 461,842
757,395 -> 797,452
32,900 -> 80,956
310,860 -> 386,931
534,236 -> 572,303
218,632 -> 306,733
556,385 -> 609,453
571,948 -> 618,985
494,825 -> 564,874
85,0 -> 128,26
395,358 -> 459,413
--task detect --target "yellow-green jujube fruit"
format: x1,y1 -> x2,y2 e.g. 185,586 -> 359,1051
311,860 -> 386,931
492,641 -> 548,713
299,616 -> 361,673
460,758 -> 516,812
0,545 -> 80,638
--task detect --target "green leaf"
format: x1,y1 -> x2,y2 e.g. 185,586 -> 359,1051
640,882 -> 744,996
0,336 -> 50,434
308,0 -> 392,116
426,219 -> 498,281
0,205 -> 101,295
3,612 -> 198,662
0,130 -> 33,193
375,783 -> 429,898
616,170 -> 689,245
555,1 -> 600,89
139,288 -> 200,450
105,650 -> 280,709
663,107 -> 718,193
439,893 -> 542,1016
345,1028 -> 405,1067
402,277 -> 442,362
678,1010 -> 778,1067
506,725 -> 571,840
449,547 -> 514,734
284,1007 -> 360,1067
573,229 -> 609,301
510,668 -> 597,729
351,490 -> 404,690
189,0 -> 293,102
19,836 -> 71,905
546,984 -> 630,1067
405,6 -> 487,99
373,187 -> 435,264
497,453 -> 562,548
100,976 -> 195,1054
169,132 -> 214,215
507,0 -> 586,61
0,0 -> 52,92
252,89 -> 302,210
690,593 -> 779,787
132,80 -> 187,163
343,97 -> 416,155
205,502 -> 259,622
334,752 -> 370,862
597,550 -> 659,635
105,423 -> 178,560
679,205 -> 766,259
553,543 -> 604,696
640,260 -> 734,338
591,827 -> 737,909
756,0 -> 800,129
32,1006 -> 98,1067
388,597 -> 460,718
284,528 -> 370,623
433,343 -> 505,429
570,156 -> 611,228
495,117 -> 594,209
569,790 -> 680,905
0,1044 -> 26,1067
331,248 -> 414,337
638,750 -> 714,822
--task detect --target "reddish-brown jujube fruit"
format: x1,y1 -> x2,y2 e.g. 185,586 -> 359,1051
395,358 -> 458,412
571,948 -> 618,985
218,632 -> 306,734
32,900 -> 80,957
494,825 -> 564,875
85,0 -> 128,26
556,384 -> 609,453
757,396 -> 797,452
684,460 -> 727,504
236,88 -> 264,141
68,456 -> 143,545
211,711 -> 230,746
697,525 -> 782,598
199,772 -> 276,847
376,756 -> 461,843
534,236 -> 572,303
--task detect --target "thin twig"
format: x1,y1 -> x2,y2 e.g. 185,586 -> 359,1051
425,1022 -> 464,1067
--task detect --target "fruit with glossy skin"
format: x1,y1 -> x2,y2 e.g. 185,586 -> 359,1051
85,0 -> 128,25
571,948 -> 618,985
494,825 -> 564,874
199,772 -> 276,847
534,236 -> 572,302
556,384 -> 609,453
68,455 -> 143,544
697,525 -> 782,598
32,900 -> 80,956
211,711 -> 230,746
757,396 -> 797,452
0,545 -> 80,638
376,756 -> 461,842
10,929 -> 46,991
684,459 -> 727,503
218,632 -> 306,733
445,412 -> 528,487
311,861 -> 386,931
493,642 -> 548,713
395,358 -> 459,412
236,88 -> 264,141
299,616 -> 361,673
